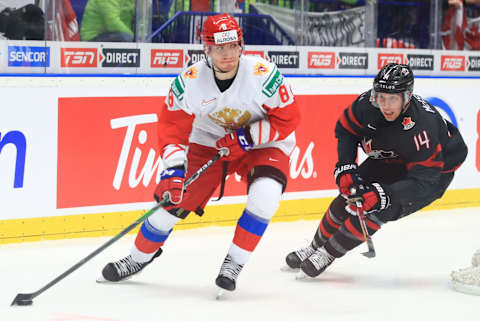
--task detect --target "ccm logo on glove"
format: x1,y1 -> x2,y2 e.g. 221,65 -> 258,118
216,128 -> 253,161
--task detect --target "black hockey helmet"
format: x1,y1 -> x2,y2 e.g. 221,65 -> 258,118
372,63 -> 414,110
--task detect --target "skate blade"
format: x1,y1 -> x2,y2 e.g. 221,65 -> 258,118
215,288 -> 226,300
96,275 -> 109,283
295,270 -> 309,280
451,280 -> 480,296
280,265 -> 299,272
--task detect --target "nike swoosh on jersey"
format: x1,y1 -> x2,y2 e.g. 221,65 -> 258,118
201,98 -> 217,106
268,157 -> 279,162
367,124 -> 376,130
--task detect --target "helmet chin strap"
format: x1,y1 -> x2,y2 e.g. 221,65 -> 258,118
401,92 -> 413,113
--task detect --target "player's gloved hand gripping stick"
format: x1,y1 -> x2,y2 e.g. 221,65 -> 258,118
11,148 -> 229,307
347,186 -> 377,258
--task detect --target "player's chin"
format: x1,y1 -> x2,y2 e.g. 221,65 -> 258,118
382,112 -> 397,122
219,61 -> 237,71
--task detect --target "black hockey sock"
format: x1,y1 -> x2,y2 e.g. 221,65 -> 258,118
324,216 -> 380,258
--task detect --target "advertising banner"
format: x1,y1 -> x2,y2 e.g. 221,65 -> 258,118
0,76 -> 479,224
1,40 -> 480,76
56,94 -> 357,210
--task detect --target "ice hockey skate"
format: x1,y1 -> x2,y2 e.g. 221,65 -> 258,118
283,244 -> 317,271
450,249 -> 480,296
450,266 -> 480,296
215,254 -> 244,299
97,248 -> 162,282
296,247 -> 335,279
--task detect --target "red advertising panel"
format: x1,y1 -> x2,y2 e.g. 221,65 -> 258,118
440,55 -> 465,71
308,52 -> 336,69
57,95 -> 356,209
377,53 -> 405,69
151,49 -> 183,68
61,48 -> 98,67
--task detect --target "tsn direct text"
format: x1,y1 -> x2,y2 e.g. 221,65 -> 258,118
8,46 -> 50,67
61,48 -> 98,67
151,49 -> 183,68
377,54 -> 406,69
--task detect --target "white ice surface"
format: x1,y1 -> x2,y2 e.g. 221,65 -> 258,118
1,207 -> 479,321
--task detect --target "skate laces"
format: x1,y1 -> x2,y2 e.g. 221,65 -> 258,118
114,255 -> 145,278
295,245 -> 316,261
219,254 -> 244,281
308,248 -> 335,270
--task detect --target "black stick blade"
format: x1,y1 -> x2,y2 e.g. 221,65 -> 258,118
362,250 -> 376,258
11,293 -> 33,306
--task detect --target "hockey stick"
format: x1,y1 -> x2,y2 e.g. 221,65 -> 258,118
11,148 -> 228,306
355,201 -> 376,258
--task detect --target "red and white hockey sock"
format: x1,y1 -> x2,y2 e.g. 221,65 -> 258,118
131,209 -> 180,263
228,209 -> 269,265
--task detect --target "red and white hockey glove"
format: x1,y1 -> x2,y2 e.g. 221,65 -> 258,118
345,183 -> 390,215
334,163 -> 363,196
154,166 -> 185,205
216,128 -> 254,162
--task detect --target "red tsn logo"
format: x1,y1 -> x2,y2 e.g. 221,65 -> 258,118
308,52 -> 335,68
151,49 -> 183,68
377,54 -> 405,69
61,48 -> 97,67
441,56 -> 465,71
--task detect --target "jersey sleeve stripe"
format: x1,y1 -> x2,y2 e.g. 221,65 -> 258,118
406,144 -> 444,170
258,120 -> 264,144
339,112 -> 359,136
250,120 -> 273,145
163,144 -> 185,160
347,104 -> 364,129
442,162 -> 463,173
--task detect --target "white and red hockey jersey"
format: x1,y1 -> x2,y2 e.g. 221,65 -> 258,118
158,55 -> 300,168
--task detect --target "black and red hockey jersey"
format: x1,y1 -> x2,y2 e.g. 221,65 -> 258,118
335,90 -> 468,204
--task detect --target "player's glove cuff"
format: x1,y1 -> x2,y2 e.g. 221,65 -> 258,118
235,127 -> 254,151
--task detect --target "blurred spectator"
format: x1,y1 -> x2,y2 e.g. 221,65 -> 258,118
442,0 -> 480,50
376,0 -> 430,49
80,0 -> 135,42
219,0 -> 242,13
309,0 -> 360,12
0,2 -> 44,40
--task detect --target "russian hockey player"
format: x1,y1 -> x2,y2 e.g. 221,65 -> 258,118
99,13 -> 300,295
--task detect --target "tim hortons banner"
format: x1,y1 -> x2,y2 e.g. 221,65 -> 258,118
56,94 -> 357,209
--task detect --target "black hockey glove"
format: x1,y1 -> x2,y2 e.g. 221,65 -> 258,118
345,182 -> 390,215
334,163 -> 363,197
